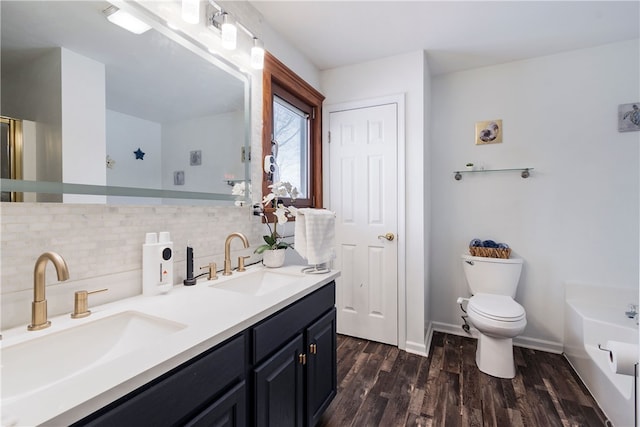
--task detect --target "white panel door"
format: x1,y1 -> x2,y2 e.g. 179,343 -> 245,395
329,103 -> 398,346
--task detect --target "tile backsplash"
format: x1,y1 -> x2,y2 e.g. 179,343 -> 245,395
1,203 -> 263,330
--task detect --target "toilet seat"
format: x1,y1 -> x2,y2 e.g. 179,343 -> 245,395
467,293 -> 527,340
468,293 -> 525,322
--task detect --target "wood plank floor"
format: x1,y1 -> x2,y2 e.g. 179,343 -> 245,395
317,332 -> 609,427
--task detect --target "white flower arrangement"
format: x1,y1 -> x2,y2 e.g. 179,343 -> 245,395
231,181 -> 251,207
255,181 -> 298,254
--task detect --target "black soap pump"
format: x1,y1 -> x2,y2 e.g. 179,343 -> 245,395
183,244 -> 197,286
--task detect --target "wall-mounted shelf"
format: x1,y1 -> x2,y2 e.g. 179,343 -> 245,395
453,168 -> 533,180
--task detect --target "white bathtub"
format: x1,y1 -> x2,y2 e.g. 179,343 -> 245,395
564,283 -> 638,427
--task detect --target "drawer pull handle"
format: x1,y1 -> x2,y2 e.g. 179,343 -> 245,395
310,343 -> 317,354
299,353 -> 307,365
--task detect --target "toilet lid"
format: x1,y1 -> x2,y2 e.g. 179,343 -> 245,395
468,293 -> 526,322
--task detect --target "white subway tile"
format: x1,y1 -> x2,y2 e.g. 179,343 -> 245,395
1,203 -> 262,329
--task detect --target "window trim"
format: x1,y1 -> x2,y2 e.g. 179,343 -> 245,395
262,52 -> 324,213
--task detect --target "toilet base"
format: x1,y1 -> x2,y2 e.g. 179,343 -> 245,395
476,334 -> 516,379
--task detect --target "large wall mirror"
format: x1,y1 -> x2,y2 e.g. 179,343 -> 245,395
0,1 -> 250,205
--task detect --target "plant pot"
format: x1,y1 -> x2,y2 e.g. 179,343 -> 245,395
262,249 -> 286,268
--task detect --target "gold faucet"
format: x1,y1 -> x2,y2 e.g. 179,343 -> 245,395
223,232 -> 249,276
28,252 -> 69,331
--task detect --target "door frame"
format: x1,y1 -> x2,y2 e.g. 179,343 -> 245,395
323,94 -> 407,350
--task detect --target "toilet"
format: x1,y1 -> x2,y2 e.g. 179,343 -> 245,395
459,253 -> 527,378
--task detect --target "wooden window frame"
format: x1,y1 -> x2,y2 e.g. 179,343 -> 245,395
262,52 -> 324,217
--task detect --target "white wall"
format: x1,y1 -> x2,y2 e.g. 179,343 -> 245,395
60,48 -> 106,203
430,39 -> 640,348
161,111 -> 244,195
22,120 -> 37,202
422,54 -> 432,347
2,47 -> 108,203
1,48 -> 63,200
262,24 -> 321,91
321,51 -> 429,354
106,109 -> 162,205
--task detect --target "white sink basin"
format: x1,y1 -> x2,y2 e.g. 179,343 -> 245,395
2,311 -> 186,400
211,269 -> 304,296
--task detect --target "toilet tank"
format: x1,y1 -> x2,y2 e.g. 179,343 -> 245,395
461,254 -> 523,297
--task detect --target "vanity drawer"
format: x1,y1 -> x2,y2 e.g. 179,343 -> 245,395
77,333 -> 246,426
252,281 -> 335,363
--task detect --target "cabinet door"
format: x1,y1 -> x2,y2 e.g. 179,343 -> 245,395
185,381 -> 246,427
252,283 -> 335,364
254,334 -> 304,427
305,308 -> 337,427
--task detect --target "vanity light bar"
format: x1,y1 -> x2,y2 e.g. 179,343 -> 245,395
251,37 -> 265,70
181,0 -> 200,25
207,2 -> 264,69
103,5 -> 151,35
220,13 -> 237,50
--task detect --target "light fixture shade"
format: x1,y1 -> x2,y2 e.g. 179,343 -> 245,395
221,13 -> 237,50
251,38 -> 265,70
181,0 -> 200,25
104,6 -> 151,34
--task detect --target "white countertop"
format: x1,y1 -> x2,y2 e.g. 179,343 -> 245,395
1,264 -> 339,426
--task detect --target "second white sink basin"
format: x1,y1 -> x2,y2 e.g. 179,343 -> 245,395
2,311 -> 186,400
211,269 -> 304,296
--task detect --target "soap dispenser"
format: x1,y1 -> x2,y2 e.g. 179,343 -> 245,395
142,232 -> 173,296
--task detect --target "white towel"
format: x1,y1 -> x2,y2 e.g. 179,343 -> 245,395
294,208 -> 336,265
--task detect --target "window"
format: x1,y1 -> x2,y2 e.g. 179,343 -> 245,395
262,52 -> 324,210
273,93 -> 309,197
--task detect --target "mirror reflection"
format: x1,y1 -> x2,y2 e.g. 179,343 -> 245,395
1,1 -> 248,204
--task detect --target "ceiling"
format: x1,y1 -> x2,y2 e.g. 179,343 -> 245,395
250,1 -> 640,75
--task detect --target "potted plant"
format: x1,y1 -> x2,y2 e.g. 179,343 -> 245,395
255,181 -> 298,267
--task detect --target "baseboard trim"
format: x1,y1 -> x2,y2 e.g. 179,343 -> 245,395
429,321 -> 563,354
424,323 -> 434,357
431,321 -> 478,339
514,335 -> 564,354
404,339 -> 428,357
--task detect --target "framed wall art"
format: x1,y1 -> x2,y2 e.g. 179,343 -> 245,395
190,150 -> 202,165
618,103 -> 640,132
475,120 -> 503,145
174,171 -> 185,186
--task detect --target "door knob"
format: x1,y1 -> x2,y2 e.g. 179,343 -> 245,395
377,233 -> 395,241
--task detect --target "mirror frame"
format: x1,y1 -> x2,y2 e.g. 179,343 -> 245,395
0,1 -> 252,205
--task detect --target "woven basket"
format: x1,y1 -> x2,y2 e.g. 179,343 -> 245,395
469,246 -> 512,259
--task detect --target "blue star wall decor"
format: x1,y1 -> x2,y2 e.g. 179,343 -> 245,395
134,148 -> 145,160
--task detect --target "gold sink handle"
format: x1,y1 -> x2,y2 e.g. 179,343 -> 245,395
237,255 -> 250,272
71,288 -> 108,319
200,262 -> 218,280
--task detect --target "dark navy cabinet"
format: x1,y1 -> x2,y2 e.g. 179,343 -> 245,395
185,381 -> 247,427
73,334 -> 247,427
305,308 -> 337,427
251,282 -> 336,427
254,334 -> 305,426
73,281 -> 336,427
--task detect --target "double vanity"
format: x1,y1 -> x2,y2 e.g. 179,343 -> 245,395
1,265 -> 339,426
